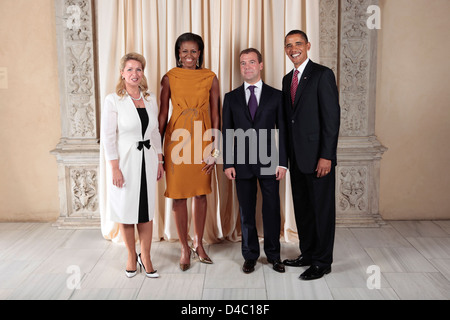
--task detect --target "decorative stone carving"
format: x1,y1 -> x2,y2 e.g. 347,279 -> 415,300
70,168 -> 98,214
52,0 -> 100,229
339,0 -> 373,137
63,0 -> 97,139
69,96 -> 95,137
319,0 -> 339,75
65,1 -> 92,41
338,166 -> 368,212
66,44 -> 94,95
334,0 -> 386,226
335,136 -> 386,226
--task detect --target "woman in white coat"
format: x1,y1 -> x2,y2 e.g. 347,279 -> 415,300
101,53 -> 164,278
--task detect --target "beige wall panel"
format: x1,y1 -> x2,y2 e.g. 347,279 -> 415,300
376,0 -> 450,219
0,0 -> 61,221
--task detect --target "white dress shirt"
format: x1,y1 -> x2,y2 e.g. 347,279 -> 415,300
244,79 -> 263,105
292,58 -> 310,85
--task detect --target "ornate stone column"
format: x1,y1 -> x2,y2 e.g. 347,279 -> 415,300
320,0 -> 387,227
51,0 -> 100,229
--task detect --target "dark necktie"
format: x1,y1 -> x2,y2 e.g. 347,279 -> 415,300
248,85 -> 258,120
291,69 -> 299,106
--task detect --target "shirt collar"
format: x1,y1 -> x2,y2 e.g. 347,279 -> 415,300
244,79 -> 263,90
295,58 -> 310,75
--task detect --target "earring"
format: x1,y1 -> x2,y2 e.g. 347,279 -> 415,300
197,60 -> 200,68
178,58 -> 182,67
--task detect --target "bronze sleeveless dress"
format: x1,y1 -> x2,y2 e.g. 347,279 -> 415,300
164,67 -> 216,199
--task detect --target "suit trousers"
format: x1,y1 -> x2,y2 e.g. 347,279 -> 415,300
235,176 -> 281,261
289,158 -> 336,267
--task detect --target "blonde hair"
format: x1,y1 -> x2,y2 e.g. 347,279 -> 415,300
116,52 -> 150,99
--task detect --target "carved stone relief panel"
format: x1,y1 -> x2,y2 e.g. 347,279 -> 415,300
69,167 -> 98,216
338,165 -> 369,214
319,0 -> 339,75
68,94 -> 96,137
62,0 -> 97,139
339,0 -> 375,137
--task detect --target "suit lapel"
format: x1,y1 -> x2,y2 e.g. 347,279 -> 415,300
254,82 -> 271,121
293,60 -> 314,111
237,84 -> 252,122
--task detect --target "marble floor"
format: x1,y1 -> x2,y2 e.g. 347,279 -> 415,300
1,220 -> 450,301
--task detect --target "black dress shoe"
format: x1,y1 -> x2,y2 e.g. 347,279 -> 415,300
299,265 -> 331,281
283,255 -> 312,267
243,260 -> 256,274
267,258 -> 285,273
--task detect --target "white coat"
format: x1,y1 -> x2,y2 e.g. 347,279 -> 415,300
101,92 -> 162,224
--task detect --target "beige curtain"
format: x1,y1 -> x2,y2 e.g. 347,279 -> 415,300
97,0 -> 320,244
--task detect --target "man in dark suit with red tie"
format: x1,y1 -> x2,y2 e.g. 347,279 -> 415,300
222,48 -> 287,274
282,30 -> 341,280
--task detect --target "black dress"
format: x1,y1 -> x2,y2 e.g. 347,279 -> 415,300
136,108 -> 149,223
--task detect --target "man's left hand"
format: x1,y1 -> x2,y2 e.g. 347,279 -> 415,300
315,158 -> 332,178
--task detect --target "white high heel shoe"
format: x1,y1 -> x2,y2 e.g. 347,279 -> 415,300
138,254 -> 159,278
125,256 -> 138,278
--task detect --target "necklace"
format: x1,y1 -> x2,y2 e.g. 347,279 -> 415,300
127,90 -> 143,101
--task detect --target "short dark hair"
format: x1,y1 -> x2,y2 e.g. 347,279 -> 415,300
239,48 -> 263,63
285,30 -> 309,44
175,32 -> 205,69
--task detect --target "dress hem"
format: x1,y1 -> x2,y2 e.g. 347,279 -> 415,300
110,218 -> 154,225
164,188 -> 212,200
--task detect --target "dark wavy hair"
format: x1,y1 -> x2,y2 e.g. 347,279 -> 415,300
285,30 -> 309,43
175,32 -> 205,69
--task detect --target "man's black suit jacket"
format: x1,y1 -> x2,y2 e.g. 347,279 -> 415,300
282,60 -> 340,174
222,82 -> 287,179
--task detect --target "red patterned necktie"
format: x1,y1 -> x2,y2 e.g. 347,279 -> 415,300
291,69 -> 299,106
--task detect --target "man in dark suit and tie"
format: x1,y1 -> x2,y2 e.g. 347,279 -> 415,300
282,30 -> 341,280
222,48 -> 287,274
